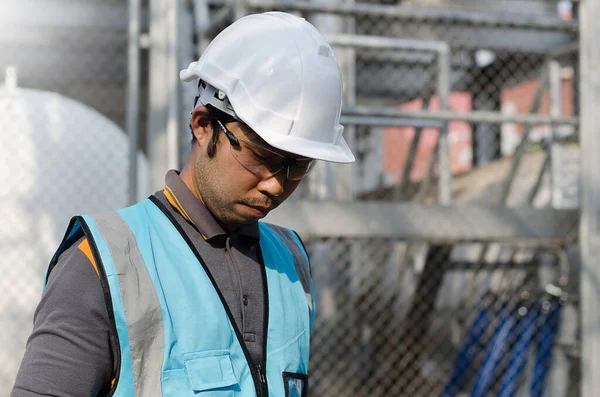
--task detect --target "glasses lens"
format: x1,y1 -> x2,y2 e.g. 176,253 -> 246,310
286,159 -> 316,181
229,139 -> 284,178
228,134 -> 315,181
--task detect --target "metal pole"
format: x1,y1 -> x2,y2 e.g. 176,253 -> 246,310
497,65 -> 550,204
309,1 -> 349,201
166,0 -> 180,171
527,154 -> 551,205
473,69 -> 501,166
126,0 -> 141,204
437,46 -> 452,205
345,0 -> 357,200
579,0 -> 600,395
209,0 -> 578,32
415,136 -> 439,202
148,0 -> 170,191
342,105 -> 578,126
178,0 -> 196,163
393,97 -> 431,201
339,115 -> 443,128
326,33 -> 447,53
309,4 -> 357,395
549,60 -> 563,208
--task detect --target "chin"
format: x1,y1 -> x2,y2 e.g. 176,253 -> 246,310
226,213 -> 261,226
241,213 -> 265,223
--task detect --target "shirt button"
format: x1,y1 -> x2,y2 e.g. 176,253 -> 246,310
243,295 -> 248,306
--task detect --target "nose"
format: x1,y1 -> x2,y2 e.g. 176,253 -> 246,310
257,169 -> 285,197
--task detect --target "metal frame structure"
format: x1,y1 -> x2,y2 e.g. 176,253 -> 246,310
342,105 -> 579,126
264,201 -> 578,244
137,1 -> 596,395
324,33 -> 452,204
144,0 -> 196,192
161,0 -> 580,206
578,1 -> 600,396
127,0 -> 141,205
207,0 -> 578,32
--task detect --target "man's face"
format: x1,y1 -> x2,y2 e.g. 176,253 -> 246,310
192,112 -> 305,228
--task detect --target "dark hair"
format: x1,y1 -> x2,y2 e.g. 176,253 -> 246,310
189,105 -> 236,158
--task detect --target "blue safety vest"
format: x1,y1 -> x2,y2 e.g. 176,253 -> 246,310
47,198 -> 315,397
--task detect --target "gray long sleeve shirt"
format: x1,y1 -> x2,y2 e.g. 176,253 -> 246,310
12,170 -> 268,396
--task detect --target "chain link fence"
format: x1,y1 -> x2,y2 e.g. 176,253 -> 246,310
1,0 -> 582,395
302,238 -> 579,397
221,1 -> 580,395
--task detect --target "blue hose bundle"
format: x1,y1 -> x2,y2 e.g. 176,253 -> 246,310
441,296 -> 563,397
440,305 -> 494,397
530,299 -> 562,397
497,303 -> 539,397
470,303 -> 517,396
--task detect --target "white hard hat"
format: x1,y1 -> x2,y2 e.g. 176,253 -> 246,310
180,12 -> 355,163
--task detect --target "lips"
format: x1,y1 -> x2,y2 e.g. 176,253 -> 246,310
241,203 -> 272,217
246,204 -> 271,213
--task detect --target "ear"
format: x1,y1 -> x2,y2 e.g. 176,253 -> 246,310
190,106 -> 213,143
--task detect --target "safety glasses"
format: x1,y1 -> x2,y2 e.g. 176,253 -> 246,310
216,120 -> 315,181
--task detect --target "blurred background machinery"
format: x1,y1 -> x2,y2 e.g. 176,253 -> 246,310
2,0 -> 600,396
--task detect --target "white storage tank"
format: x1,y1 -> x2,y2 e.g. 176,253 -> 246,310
0,83 -> 149,391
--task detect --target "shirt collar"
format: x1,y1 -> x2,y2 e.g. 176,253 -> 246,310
164,170 -> 260,241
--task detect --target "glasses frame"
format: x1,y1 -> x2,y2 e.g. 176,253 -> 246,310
216,120 -> 315,181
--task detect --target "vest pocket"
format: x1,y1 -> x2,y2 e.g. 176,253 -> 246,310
183,350 -> 239,392
283,372 -> 308,397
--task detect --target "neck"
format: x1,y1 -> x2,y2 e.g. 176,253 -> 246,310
179,165 -> 204,204
180,163 -> 241,233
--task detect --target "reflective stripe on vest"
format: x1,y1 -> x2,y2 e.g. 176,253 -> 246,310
69,198 -> 311,396
90,211 -> 164,396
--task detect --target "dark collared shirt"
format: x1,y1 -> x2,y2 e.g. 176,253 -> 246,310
12,170 -> 267,397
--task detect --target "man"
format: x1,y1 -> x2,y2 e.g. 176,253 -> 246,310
12,11 -> 354,397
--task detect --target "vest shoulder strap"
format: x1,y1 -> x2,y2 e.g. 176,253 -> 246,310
261,223 -> 315,330
46,216 -> 86,285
